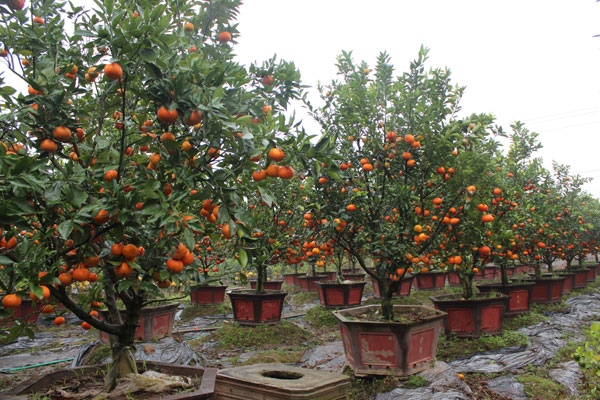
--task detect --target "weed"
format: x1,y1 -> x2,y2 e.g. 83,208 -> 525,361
304,305 -> 338,329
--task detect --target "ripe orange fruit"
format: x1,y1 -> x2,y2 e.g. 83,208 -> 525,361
83,255 -> 100,268
362,163 -> 373,172
122,243 -> 139,260
40,138 -> 58,152
185,110 -> 203,126
252,169 -> 267,182
28,85 -> 42,96
477,203 -> 489,212
184,21 -> 195,32
481,214 -> 495,223
346,204 -> 357,212
114,261 -> 133,278
267,147 -> 285,162
104,62 -> 123,80
278,165 -> 295,179
266,164 -> 280,177
111,242 -> 123,256
104,169 -> 118,182
93,209 -> 110,224
166,257 -> 184,273
72,267 -> 91,282
2,293 -> 22,308
478,245 -> 491,257
58,272 -> 73,286
81,321 -> 92,330
160,131 -> 176,141
52,126 -> 72,142
217,31 -> 232,43
54,316 -> 66,326
262,105 -> 272,115
157,106 -> 178,124
262,75 -> 274,85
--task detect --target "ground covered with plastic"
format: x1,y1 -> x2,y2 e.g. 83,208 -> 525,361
1,285 -> 599,399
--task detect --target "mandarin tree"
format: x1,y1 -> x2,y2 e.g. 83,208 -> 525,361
0,0 -> 308,391
308,47 -> 501,319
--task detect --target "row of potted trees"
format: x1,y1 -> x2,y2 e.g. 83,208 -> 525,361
1,0 -> 600,392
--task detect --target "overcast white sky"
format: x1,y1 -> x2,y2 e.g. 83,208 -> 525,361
233,1 -> 600,199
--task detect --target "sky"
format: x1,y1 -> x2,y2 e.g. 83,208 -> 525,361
233,0 -> 600,198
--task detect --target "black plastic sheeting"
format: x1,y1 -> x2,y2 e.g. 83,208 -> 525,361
375,291 -> 600,399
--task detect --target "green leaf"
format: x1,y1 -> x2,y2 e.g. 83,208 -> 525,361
57,220 -> 75,239
0,255 -> 15,264
238,248 -> 248,268
45,182 -> 62,204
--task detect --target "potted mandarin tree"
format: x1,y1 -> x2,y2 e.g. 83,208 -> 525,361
226,142 -> 315,324
0,0 -> 307,394
306,48 -> 486,376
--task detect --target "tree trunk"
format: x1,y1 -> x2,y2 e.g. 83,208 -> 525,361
381,285 -> 395,321
461,273 -> 474,299
105,344 -> 138,391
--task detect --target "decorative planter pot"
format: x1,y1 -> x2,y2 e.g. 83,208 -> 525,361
315,281 -> 366,309
370,275 -> 413,298
573,268 -> 589,289
249,279 -> 284,291
190,285 -> 228,305
414,272 -> 446,290
283,273 -> 304,286
298,275 -> 327,292
473,265 -> 499,280
227,289 -> 287,326
527,276 -> 566,304
215,363 -> 350,399
446,271 -> 461,287
3,361 -> 217,399
430,292 -> 509,338
476,281 -> 535,316
558,272 -> 575,294
333,304 -> 446,377
597,262 -> 600,276
341,272 -> 365,281
100,303 -> 179,342
513,264 -> 536,276
321,271 -> 337,281
587,266 -> 597,282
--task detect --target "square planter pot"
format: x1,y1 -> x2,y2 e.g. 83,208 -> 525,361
572,269 -> 589,289
370,275 -> 413,298
341,272 -> 365,281
526,276 -> 566,304
284,273 -> 304,286
215,363 -> 350,399
476,281 -> 535,316
473,265 -> 499,280
587,266 -> 597,282
414,272 -> 446,290
298,275 -> 327,292
315,281 -> 366,309
227,289 -> 287,326
190,285 -> 228,305
558,272 -> 575,294
333,304 -> 446,377
99,303 -> 179,342
446,271 -> 462,287
249,280 -> 284,291
430,292 -> 509,338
